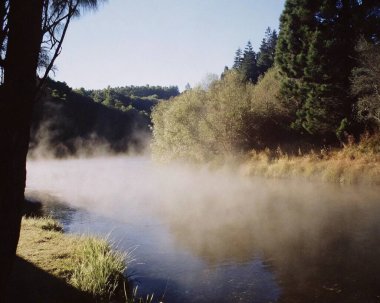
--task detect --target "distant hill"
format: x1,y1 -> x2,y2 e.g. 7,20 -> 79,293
75,84 -> 179,113
29,79 -> 179,157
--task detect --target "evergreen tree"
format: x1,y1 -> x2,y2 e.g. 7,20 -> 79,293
241,41 -> 259,83
233,47 -> 243,69
276,0 -> 380,140
257,27 -> 278,76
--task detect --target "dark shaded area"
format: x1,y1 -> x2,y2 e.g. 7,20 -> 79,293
29,79 -> 153,156
0,0 -> 44,300
23,199 -> 43,218
25,191 -> 78,228
9,256 -> 92,303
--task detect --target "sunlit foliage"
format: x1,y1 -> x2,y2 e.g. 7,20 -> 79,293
152,68 -> 292,162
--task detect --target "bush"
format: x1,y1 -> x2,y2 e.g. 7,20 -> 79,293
151,68 -> 292,162
244,67 -> 293,149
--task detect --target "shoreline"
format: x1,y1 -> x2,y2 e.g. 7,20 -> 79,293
241,147 -> 380,185
15,216 -> 128,303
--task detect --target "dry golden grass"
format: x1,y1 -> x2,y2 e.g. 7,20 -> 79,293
242,135 -> 380,185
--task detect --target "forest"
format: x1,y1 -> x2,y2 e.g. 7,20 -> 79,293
152,2 -> 380,170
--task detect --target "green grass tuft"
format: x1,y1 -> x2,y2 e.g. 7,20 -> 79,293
70,236 -> 128,300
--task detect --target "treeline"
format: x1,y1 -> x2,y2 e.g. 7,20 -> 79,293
152,0 -> 380,162
30,79 -> 177,157
75,85 -> 179,113
226,27 -> 278,83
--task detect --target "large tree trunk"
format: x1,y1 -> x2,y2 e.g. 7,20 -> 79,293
0,0 -> 43,301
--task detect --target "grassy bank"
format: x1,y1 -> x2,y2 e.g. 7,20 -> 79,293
16,217 -> 128,302
241,137 -> 380,185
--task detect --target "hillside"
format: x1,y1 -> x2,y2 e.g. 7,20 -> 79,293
29,79 -> 179,157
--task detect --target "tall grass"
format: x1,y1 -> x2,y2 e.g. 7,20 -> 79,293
124,285 -> 155,303
242,133 -> 380,185
70,236 -> 129,301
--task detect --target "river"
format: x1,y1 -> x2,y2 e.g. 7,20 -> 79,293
26,157 -> 380,303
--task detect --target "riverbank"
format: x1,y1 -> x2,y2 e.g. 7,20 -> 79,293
241,137 -> 380,185
14,217 -> 127,303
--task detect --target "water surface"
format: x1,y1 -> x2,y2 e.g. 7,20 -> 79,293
26,157 -> 380,302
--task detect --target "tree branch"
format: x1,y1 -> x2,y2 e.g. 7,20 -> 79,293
36,0 -> 78,96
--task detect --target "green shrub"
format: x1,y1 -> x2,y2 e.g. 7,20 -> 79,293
151,68 -> 292,162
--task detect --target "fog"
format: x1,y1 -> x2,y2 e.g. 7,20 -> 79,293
25,156 -> 380,302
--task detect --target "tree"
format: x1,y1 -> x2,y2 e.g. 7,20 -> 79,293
275,0 -> 380,141
257,27 -> 278,76
241,41 -> 259,83
233,47 -> 243,69
0,0 -> 101,299
231,28 -> 278,83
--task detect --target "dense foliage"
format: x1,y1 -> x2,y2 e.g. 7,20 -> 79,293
29,79 -> 168,156
152,69 -> 293,162
275,0 -> 380,140
233,28 -> 278,83
75,85 -> 179,113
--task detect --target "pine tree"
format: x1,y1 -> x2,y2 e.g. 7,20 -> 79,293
275,0 -> 380,141
257,27 -> 278,76
233,48 -> 243,69
241,41 -> 259,83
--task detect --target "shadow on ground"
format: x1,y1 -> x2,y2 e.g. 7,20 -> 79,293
10,256 -> 92,303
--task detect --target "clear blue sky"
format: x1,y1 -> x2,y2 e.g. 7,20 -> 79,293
54,0 -> 285,91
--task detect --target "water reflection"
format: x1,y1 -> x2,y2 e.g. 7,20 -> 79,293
158,181 -> 380,302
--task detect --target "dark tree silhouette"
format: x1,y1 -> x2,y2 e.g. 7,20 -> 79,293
0,0 -> 101,300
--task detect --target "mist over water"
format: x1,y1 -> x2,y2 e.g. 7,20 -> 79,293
26,157 -> 380,302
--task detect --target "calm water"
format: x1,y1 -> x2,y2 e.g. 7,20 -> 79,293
26,157 -> 380,303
